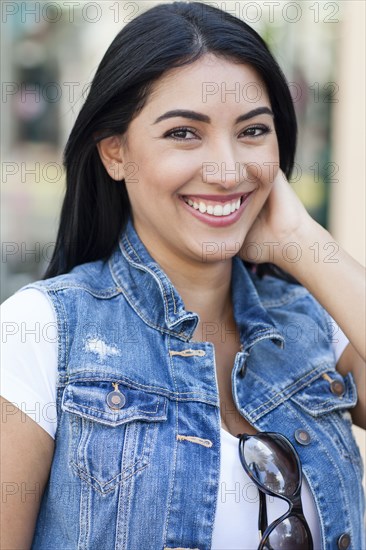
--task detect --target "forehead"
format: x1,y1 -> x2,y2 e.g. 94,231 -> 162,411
144,53 -> 269,111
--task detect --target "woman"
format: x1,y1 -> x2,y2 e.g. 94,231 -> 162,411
1,2 -> 365,549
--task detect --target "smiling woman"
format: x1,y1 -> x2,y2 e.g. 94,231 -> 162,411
96,57 -> 279,261
1,2 -> 365,550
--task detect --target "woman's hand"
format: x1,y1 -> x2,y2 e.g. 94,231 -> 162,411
239,168 -> 314,268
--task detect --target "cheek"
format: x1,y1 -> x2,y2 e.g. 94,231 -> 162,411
246,140 -> 279,186
153,151 -> 199,184
137,159 -> 197,200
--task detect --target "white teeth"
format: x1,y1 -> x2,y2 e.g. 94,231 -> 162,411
222,203 -> 231,215
183,197 -> 242,217
213,204 -> 223,216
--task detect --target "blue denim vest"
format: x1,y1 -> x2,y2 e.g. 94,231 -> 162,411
25,218 -> 364,550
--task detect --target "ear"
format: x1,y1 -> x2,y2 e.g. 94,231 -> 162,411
96,135 -> 126,181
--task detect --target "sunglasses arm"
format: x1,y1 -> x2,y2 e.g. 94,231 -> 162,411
258,486 -> 268,539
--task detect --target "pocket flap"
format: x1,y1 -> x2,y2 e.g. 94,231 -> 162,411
291,372 -> 357,416
62,381 -> 168,426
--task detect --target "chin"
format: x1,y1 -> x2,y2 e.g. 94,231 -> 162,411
195,237 -> 243,264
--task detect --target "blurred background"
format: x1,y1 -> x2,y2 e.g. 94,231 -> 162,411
1,0 -> 365,458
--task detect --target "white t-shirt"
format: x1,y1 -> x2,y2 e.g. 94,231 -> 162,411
1,288 -> 350,549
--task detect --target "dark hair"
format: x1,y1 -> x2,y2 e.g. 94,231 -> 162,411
44,1 -> 298,282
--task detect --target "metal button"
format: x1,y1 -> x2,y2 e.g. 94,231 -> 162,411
337,533 -> 351,549
330,380 -> 345,397
106,390 -> 126,410
294,429 -> 311,446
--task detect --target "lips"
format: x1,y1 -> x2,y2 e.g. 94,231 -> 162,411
180,192 -> 252,217
178,191 -> 255,227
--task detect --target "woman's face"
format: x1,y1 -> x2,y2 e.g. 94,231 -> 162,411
104,53 -> 279,264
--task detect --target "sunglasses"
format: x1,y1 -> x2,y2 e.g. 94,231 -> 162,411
237,431 -> 314,550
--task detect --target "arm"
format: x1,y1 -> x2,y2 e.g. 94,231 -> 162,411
276,219 -> 365,362
0,397 -> 54,550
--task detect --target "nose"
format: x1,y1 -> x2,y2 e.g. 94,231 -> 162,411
201,141 -> 245,190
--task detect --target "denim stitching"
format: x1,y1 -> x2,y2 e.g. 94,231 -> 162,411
123,233 -> 179,316
27,286 -> 69,386
71,427 -> 151,490
71,461 -> 149,495
163,335 -> 180,544
115,240 -> 195,334
109,262 -> 193,338
259,287 -> 309,308
50,289 -> 70,383
292,393 -> 356,415
121,422 -> 132,493
78,473 -> 89,549
248,364 -> 332,419
69,411 -> 155,496
121,236 -> 171,315
64,406 -> 166,423
245,330 -> 285,349
122,233 -> 143,264
123,449 -> 134,549
43,288 -> 70,444
81,416 -> 90,478
69,412 -> 78,470
65,387 -> 164,417
28,282 -> 122,298
111,250 -> 198,339
252,363 -> 327,405
63,376 -> 217,401
331,413 -> 363,466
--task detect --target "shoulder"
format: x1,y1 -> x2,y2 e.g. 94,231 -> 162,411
1,287 -> 56,324
17,258 -> 121,299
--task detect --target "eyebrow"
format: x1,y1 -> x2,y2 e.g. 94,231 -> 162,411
152,107 -> 274,125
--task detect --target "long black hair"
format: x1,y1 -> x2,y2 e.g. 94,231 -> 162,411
44,1 -> 298,281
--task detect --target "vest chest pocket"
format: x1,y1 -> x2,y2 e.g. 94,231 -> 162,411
290,370 -> 357,415
61,381 -> 168,494
290,370 -> 363,468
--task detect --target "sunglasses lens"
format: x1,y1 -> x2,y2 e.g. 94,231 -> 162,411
263,516 -> 311,550
243,434 -> 300,496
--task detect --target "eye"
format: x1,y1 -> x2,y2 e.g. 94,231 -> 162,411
164,127 -> 199,141
241,125 -> 272,138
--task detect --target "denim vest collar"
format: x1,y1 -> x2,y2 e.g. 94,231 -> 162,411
109,217 -> 284,350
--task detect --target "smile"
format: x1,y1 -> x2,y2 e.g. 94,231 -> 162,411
181,193 -> 251,217
184,197 -> 240,216
179,191 -> 255,228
